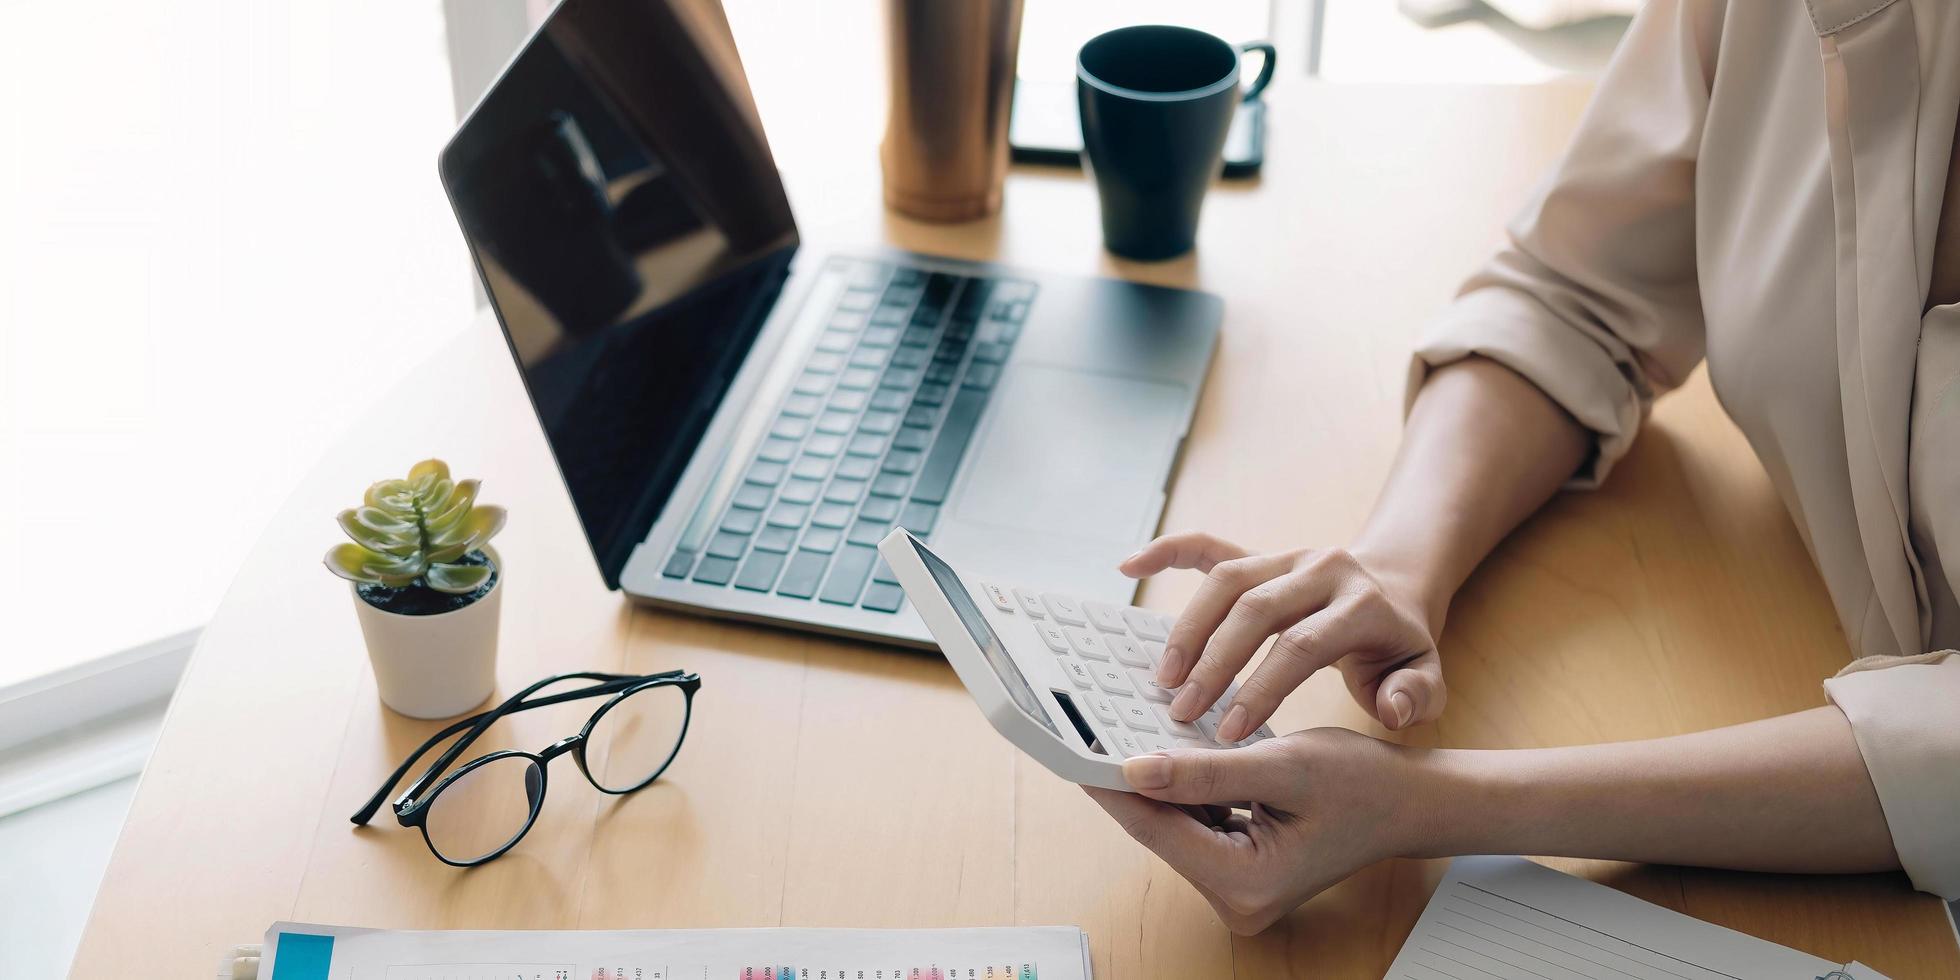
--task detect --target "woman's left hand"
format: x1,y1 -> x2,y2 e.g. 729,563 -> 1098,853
1084,729 -> 1412,935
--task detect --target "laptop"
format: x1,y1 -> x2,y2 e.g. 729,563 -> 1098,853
438,0 -> 1221,648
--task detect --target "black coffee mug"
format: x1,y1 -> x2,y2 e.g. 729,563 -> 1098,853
1076,26 -> 1275,261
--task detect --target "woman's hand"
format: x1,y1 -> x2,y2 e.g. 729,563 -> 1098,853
1084,730 -> 1411,935
1122,531 -> 1445,740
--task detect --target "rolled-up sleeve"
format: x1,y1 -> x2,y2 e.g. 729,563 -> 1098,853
1407,0 -> 1718,487
1824,653 -> 1960,898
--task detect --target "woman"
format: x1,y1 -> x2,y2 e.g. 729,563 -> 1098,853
1086,0 -> 1960,935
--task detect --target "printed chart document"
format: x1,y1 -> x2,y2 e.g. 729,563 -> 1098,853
257,923 -> 1090,980
1388,856 -> 1891,980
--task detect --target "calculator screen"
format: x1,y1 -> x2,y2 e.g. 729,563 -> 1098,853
913,539 -> 1062,739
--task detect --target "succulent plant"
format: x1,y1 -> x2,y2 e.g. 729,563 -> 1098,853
324,459 -> 507,595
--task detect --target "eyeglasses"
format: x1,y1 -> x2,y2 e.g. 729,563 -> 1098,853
351,670 -> 701,866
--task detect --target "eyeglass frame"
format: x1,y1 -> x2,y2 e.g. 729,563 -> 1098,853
351,669 -> 702,867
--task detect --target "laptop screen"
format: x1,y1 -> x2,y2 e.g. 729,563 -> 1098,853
440,0 -> 798,586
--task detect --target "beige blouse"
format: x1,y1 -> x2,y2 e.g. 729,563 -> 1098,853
1409,0 -> 1960,897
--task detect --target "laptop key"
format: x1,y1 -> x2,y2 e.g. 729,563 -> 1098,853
898,500 -> 938,534
849,346 -> 889,369
781,393 -> 821,417
819,544 -> 878,604
778,478 -> 821,505
894,427 -> 930,452
791,455 -> 830,481
871,557 -> 900,585
914,382 -> 948,406
734,550 -> 786,592
904,404 -> 937,428
722,508 -> 761,534
771,416 -> 810,440
747,460 -> 786,486
816,411 -> 854,435
707,531 -> 749,560
692,555 -> 737,586
755,525 -> 796,553
829,389 -> 869,412
836,455 -> 876,480
860,496 -> 900,522
757,437 -> 797,463
776,549 -> 832,599
831,309 -> 869,330
973,342 -> 1010,364
662,550 -> 696,579
912,387 -> 987,504
870,388 -> 907,411
871,304 -> 909,326
871,473 -> 909,498
806,350 -> 846,373
824,479 -> 866,505
811,501 -> 853,528
890,345 -> 928,369
847,433 -> 888,457
805,433 -> 845,457
963,363 -> 1000,390
925,361 -> 958,384
900,325 -> 935,347
860,410 -> 899,435
836,289 -> 876,313
800,525 -> 842,553
848,518 -> 888,547
883,449 -> 922,474
767,502 -> 810,527
839,367 -> 878,390
862,325 -> 901,348
860,582 -> 906,613
879,368 -> 921,390
733,484 -> 772,510
814,331 -> 853,353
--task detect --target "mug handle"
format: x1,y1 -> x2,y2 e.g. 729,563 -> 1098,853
1238,41 -> 1277,101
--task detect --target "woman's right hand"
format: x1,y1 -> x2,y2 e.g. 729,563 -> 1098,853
1122,531 -> 1446,740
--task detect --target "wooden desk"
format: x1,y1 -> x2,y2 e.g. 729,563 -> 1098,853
73,6 -> 1959,976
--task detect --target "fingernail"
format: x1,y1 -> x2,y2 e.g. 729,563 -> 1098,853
1390,690 -> 1413,729
1124,753 -> 1173,790
1122,551 -> 1142,565
1155,646 -> 1183,685
1169,680 -> 1205,720
1219,703 -> 1249,742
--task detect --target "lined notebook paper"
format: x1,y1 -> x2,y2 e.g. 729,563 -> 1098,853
1388,856 -> 1890,980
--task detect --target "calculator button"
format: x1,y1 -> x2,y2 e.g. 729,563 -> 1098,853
1129,670 -> 1175,704
1137,733 -> 1173,753
979,582 -> 1015,612
1173,737 -> 1211,750
1034,621 -> 1071,653
1141,640 -> 1168,665
1112,697 -> 1157,732
1195,714 -> 1221,741
1123,608 -> 1169,641
1014,588 -> 1046,618
1152,704 -> 1204,740
1106,635 -> 1150,668
1084,601 -> 1128,634
1060,660 -> 1094,689
1109,731 -> 1145,758
1090,664 -> 1135,696
1087,693 -> 1121,727
1063,626 -> 1111,661
1041,593 -> 1088,626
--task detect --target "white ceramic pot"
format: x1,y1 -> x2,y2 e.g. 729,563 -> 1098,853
352,544 -> 502,719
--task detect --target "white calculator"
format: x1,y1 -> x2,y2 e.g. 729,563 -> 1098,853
879,529 -> 1274,791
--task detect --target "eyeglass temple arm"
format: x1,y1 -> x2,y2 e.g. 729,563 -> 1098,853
348,670 -> 683,825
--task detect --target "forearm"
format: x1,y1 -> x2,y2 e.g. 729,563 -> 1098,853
1398,706 -> 1899,874
1352,357 -> 1589,628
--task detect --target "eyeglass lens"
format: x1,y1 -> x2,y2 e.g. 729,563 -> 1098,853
583,682 -> 690,793
423,754 -> 544,864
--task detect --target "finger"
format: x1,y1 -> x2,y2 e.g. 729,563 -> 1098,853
1082,786 -> 1236,891
1119,743 -> 1302,807
1158,552 -> 1294,691
1372,651 -> 1446,730
1216,600 -> 1364,740
1119,531 -> 1249,578
1175,565 -> 1340,724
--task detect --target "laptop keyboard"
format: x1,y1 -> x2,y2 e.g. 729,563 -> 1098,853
661,260 -> 1037,613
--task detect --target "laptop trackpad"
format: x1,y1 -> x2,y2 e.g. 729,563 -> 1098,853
951,365 -> 1184,543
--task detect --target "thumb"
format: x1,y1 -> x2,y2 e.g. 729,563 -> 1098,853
1120,741 -> 1302,807
1374,654 -> 1446,731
